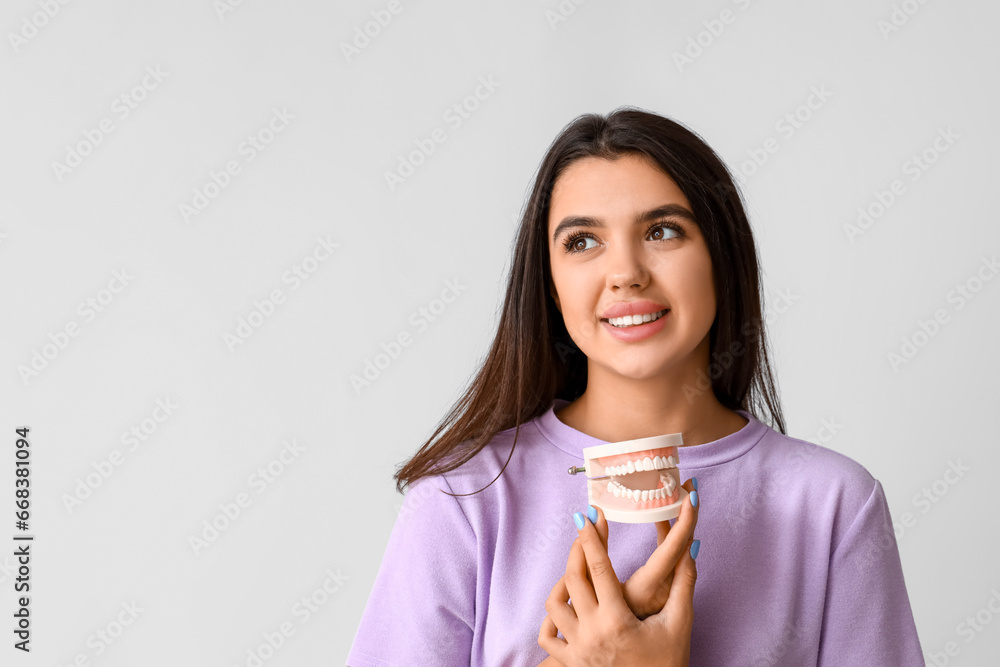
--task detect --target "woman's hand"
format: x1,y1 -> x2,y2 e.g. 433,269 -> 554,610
569,479 -> 700,620
621,479 -> 699,619
537,485 -> 700,666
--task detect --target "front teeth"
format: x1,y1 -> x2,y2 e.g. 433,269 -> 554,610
603,455 -> 675,477
607,309 -> 668,328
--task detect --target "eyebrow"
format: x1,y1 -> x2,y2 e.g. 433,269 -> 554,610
551,204 -> 698,243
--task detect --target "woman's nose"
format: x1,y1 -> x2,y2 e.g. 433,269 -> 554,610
605,244 -> 650,290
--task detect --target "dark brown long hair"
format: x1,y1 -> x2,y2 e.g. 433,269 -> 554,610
394,106 -> 785,495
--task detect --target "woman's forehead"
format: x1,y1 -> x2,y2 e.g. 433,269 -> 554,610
548,156 -> 690,227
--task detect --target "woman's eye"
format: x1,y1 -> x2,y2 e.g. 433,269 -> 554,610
562,233 -> 598,253
650,224 -> 680,241
563,222 -> 682,253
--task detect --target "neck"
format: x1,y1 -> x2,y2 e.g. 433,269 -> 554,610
556,362 -> 748,447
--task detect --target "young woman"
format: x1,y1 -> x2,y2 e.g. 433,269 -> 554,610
347,108 -> 923,666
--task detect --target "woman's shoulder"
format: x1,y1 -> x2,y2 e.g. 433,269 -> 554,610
755,422 -> 880,504
730,423 -> 892,548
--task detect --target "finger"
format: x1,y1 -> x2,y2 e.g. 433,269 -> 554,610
544,576 -> 580,641
574,509 -> 626,610
663,537 -> 699,628
537,614 -> 569,660
583,506 -> 609,591
655,518 -> 670,546
564,533 -> 597,615
643,478 -> 699,575
592,504 -> 609,551
654,478 -> 693,545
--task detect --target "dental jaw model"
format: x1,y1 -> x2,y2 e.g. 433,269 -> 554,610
579,434 -> 687,523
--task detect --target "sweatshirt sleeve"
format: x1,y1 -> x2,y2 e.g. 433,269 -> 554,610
347,474 -> 478,667
817,479 -> 924,665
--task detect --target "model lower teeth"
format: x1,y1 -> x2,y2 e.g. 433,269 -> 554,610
605,474 -> 676,502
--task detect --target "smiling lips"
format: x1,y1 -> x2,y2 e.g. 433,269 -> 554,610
600,310 -> 670,343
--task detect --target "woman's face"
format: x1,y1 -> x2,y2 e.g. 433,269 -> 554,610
547,153 -> 717,382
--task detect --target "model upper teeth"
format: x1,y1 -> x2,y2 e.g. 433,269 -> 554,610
602,455 -> 675,477
607,309 -> 667,327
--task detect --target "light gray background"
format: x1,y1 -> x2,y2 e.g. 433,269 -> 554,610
1,0 -> 998,665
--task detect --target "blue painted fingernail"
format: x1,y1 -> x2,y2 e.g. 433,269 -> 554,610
586,505 -> 598,524
689,490 -> 699,508
573,512 -> 585,530
690,539 -> 700,560
692,477 -> 698,492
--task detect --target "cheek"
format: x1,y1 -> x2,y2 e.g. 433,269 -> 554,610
671,257 -> 716,316
552,270 -> 603,343
696,266 -> 717,309
552,266 -> 587,311
564,296 -> 596,331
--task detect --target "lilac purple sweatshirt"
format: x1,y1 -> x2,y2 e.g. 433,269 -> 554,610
348,399 -> 923,665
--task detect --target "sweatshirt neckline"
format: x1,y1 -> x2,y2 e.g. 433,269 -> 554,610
535,397 -> 768,469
